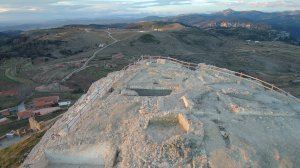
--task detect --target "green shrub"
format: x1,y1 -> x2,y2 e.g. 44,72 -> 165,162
138,34 -> 160,44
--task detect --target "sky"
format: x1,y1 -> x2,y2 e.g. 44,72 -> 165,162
0,0 -> 299,24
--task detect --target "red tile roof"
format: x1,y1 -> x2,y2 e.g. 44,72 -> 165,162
17,110 -> 33,120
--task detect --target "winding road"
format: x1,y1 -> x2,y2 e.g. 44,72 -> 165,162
61,30 -> 119,82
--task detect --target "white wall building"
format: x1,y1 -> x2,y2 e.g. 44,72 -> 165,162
58,101 -> 71,107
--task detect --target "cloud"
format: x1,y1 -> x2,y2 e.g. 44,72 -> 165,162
0,7 -> 10,13
247,0 -> 300,8
0,0 -> 299,24
130,0 -> 191,8
207,0 -> 300,10
27,7 -> 42,12
0,5 -> 41,13
51,1 -> 76,6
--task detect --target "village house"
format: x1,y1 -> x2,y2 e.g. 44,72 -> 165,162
33,96 -> 59,108
17,110 -> 33,120
58,100 -> 71,107
153,28 -> 162,32
0,117 -> 10,125
6,131 -> 15,138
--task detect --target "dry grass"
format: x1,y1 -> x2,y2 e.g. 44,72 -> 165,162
0,131 -> 45,168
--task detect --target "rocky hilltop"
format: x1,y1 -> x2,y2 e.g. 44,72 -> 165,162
22,57 -> 300,167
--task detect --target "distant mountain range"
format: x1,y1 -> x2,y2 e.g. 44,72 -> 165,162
160,9 -> 300,40
1,9 -> 300,41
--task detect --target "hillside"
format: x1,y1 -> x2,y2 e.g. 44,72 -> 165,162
126,22 -> 185,31
0,25 -> 299,112
164,9 -> 300,43
0,4 -> 299,168
0,131 -> 45,168
22,57 -> 300,167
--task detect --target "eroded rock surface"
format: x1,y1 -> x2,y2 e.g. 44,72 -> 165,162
22,58 -> 300,168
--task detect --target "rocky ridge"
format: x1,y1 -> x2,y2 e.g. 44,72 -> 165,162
22,57 -> 300,168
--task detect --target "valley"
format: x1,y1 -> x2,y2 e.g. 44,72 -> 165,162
0,6 -> 299,167
0,24 -> 300,109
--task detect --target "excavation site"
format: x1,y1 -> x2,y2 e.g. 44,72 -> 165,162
22,56 -> 300,168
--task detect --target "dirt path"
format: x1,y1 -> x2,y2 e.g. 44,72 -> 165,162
61,30 -> 120,82
5,67 -> 33,84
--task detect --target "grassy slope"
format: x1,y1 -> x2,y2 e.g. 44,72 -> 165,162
0,96 -> 19,110
0,111 -> 65,167
0,58 -> 35,109
0,26 -> 298,167
92,28 -> 300,97
5,68 -> 33,85
0,119 -> 28,137
1,27 -> 299,101
0,131 -> 45,168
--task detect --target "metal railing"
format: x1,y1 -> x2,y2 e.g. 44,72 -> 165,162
64,55 -> 299,133
141,55 -> 299,102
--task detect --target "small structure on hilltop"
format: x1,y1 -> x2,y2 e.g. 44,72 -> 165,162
98,43 -> 105,48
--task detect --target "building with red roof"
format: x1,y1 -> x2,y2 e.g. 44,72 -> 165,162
17,110 -> 33,120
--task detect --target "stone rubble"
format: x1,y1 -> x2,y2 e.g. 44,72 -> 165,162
22,58 -> 300,168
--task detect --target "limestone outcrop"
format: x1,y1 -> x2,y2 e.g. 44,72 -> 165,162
22,57 -> 300,168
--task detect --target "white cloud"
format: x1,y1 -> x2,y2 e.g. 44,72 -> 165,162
0,0 -> 299,23
51,1 -> 76,6
27,7 -> 41,11
0,7 -> 10,13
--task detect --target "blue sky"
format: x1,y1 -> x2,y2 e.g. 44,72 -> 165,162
0,0 -> 299,24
